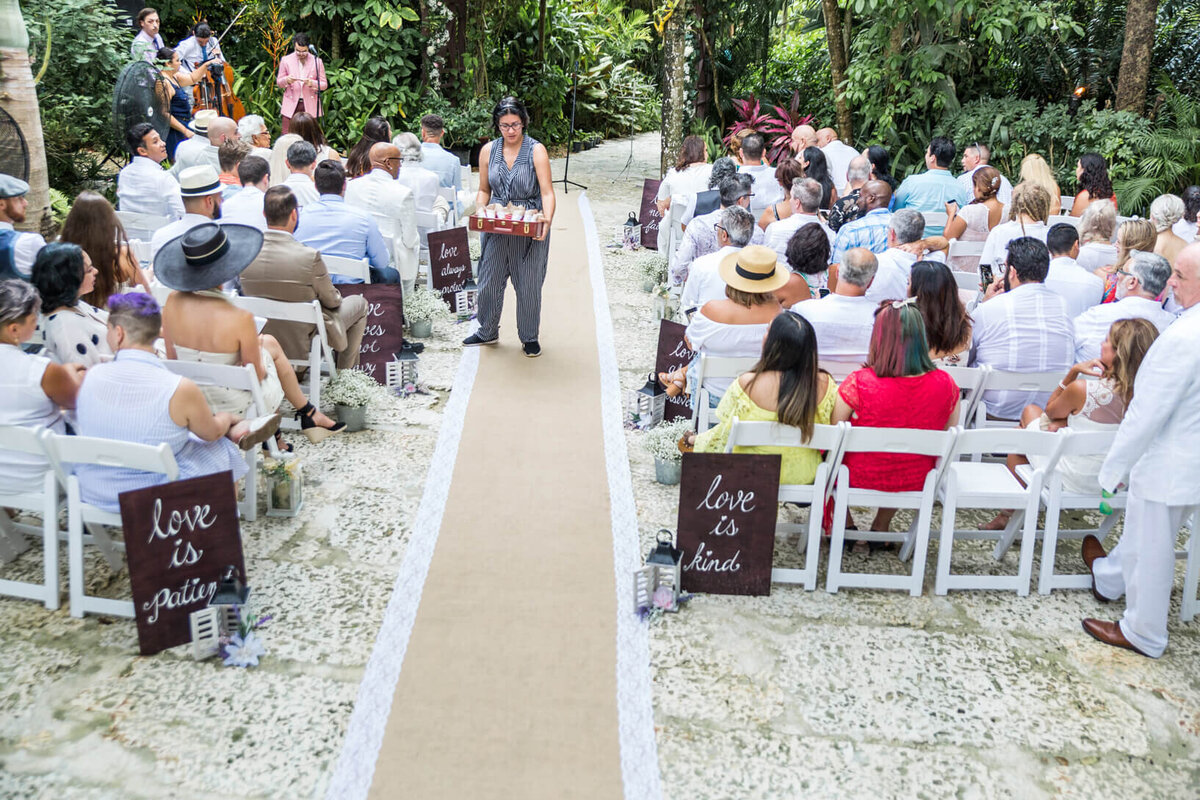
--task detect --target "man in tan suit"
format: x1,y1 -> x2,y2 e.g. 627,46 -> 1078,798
238,186 -> 368,369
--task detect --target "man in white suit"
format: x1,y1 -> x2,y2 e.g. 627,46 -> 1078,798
1083,241 -> 1200,658
344,142 -> 419,291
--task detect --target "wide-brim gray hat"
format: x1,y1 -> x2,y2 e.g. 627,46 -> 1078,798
153,223 -> 264,292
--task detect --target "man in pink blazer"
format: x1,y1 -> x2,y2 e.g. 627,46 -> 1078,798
276,34 -> 327,134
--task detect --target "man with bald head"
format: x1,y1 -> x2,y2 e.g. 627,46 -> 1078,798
829,180 -> 893,265
1083,242 -> 1200,659
345,142 -> 419,290
816,126 -> 859,195
171,114 -> 238,178
791,124 -> 816,156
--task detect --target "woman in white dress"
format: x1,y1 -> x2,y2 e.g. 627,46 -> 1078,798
943,166 -> 1004,272
655,136 -> 712,249
30,243 -> 111,368
978,182 -> 1051,271
1075,199 -> 1118,271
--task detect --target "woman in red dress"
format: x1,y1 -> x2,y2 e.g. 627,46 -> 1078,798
832,298 -> 961,535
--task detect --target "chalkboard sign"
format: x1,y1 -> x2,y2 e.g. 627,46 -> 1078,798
118,472 -> 246,656
654,319 -> 695,423
427,227 -> 472,309
640,179 -> 663,250
337,283 -> 406,385
676,452 -> 780,596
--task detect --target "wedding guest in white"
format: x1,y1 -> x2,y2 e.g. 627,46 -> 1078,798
0,175 -> 47,281
149,165 -> 224,259
116,123 -> 184,221
1043,223 -> 1104,318
815,127 -> 859,195
680,206 -> 755,313
672,170 -> 764,286
393,132 -> 451,225
654,135 -> 711,227
221,156 -> 270,231
30,243 -> 111,368
956,142 -> 1013,204
1083,241 -> 1200,658
237,114 -> 273,161
172,113 -> 237,178
764,178 -> 834,257
345,142 -> 419,290
793,247 -> 879,378
1151,194 -> 1189,266
943,166 -> 1004,272
267,133 -> 300,187
969,236 -> 1074,419
281,140 -> 320,207
1074,199 -> 1118,271
865,209 -> 925,304
1073,251 -> 1176,361
738,134 -> 783,218
1175,186 -> 1198,243
978,182 -> 1051,271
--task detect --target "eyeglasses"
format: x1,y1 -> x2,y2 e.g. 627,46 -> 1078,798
714,224 -> 726,234
1113,269 -> 1132,278
498,122 -> 522,132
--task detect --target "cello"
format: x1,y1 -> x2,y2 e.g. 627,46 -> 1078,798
191,10 -> 247,121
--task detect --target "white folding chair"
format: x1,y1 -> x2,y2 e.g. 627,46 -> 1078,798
416,209 -> 443,268
935,428 -> 1066,595
1047,215 -> 1080,229
725,420 -> 848,591
939,365 -> 990,433
0,426 -> 60,609
438,186 -> 458,226
231,297 -> 337,429
129,239 -> 153,270
148,280 -> 173,306
323,254 -> 372,284
1060,195 -> 1075,214
692,355 -> 758,432
974,370 -> 1064,428
825,426 -> 958,595
42,432 -> 179,618
921,211 -> 948,230
947,239 -> 985,260
1180,508 -> 1200,622
817,358 -> 863,383
116,210 -> 171,242
662,200 -> 687,272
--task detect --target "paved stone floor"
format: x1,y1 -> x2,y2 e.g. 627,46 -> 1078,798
2,133 -> 1198,799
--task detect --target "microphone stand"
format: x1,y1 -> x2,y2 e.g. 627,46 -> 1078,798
554,49 -> 587,194
308,46 -> 326,121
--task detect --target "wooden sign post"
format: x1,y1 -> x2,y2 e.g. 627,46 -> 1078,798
675,453 -> 780,596
118,472 -> 247,656
654,319 -> 695,422
337,283 -> 406,385
427,227 -> 472,310
639,178 -> 663,250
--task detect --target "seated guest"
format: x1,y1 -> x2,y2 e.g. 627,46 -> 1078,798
31,243 -> 110,368
1016,153 -> 1062,215
893,136 -> 970,235
0,175 -> 47,281
798,146 -> 837,210
866,209 -> 926,303
157,224 -> 343,442
1097,218 -> 1157,302
117,123 -> 184,221
681,209 -> 758,313
237,114 -> 273,161
1176,185 -> 1199,242
654,135 -> 711,218
149,165 -> 224,259
282,140 -> 320,207
830,180 -> 892,265
791,124 -> 815,156
793,247 -> 879,378
1074,198 -> 1118,271
0,280 -> 84,491
217,139 -> 252,200
672,168 -> 762,287
1151,194 -> 1188,265
956,142 -> 1013,205
345,143 -> 419,289
826,155 -> 871,232
393,132 -> 451,225
1043,222 -> 1104,318
816,127 -> 859,195
738,134 -> 783,218
757,158 -> 804,230
863,144 -> 898,192
1073,251 -> 1175,361
346,116 -> 392,179
765,178 -> 834,258
267,133 -> 301,187
289,111 -> 340,163
978,182 -> 1051,271
222,155 -> 270,231
419,113 -> 464,193
172,114 -> 237,179
690,311 -> 838,485
238,187 -> 368,370
1070,152 -> 1116,219
74,293 -> 279,513
832,299 -> 961,534
909,260 -> 972,364
294,160 -> 393,283
944,166 -> 1004,272
59,191 -> 151,307
970,236 -> 1075,419
780,222 -> 832,302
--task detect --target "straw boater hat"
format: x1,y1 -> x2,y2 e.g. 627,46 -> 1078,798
718,244 -> 791,294
153,223 -> 264,292
177,165 -> 224,198
189,109 -> 219,134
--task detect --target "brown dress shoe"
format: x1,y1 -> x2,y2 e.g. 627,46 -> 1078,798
1082,535 -> 1113,603
1081,618 -> 1151,657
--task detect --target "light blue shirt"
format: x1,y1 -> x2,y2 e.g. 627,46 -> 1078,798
830,208 -> 891,264
893,168 -> 969,235
421,142 -> 462,193
294,194 -> 390,272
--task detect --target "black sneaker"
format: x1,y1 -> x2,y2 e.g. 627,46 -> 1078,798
522,341 -> 541,358
462,333 -> 498,347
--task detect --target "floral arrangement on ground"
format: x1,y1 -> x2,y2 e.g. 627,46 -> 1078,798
404,286 -> 455,323
322,368 -> 394,408
641,417 -> 694,463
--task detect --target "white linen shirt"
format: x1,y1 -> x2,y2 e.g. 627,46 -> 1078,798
149,213 -> 213,261
978,220 -> 1049,268
221,185 -> 267,231
792,292 -> 877,377
684,311 -> 770,397
820,139 -> 860,195
864,248 -> 918,304
345,168 -> 419,282
1073,295 -> 1177,362
170,137 -> 220,179
0,221 -> 46,279
969,282 -> 1075,419
1044,256 -> 1105,318
764,212 -> 834,260
117,156 -> 185,221
740,163 -> 783,218
681,245 -> 740,312
957,165 -> 1014,205
1172,218 -> 1197,243
283,173 -> 320,208
396,162 -> 450,224
670,207 -> 765,286
1076,241 -> 1118,272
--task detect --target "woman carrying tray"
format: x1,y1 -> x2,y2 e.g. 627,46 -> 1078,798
462,97 -> 556,358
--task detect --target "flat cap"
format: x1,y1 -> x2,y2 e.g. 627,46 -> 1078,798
0,174 -> 30,198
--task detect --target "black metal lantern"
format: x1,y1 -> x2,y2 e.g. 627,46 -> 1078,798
623,211 -> 641,250
210,564 -> 250,631
646,529 -> 683,611
625,372 -> 666,430
454,277 -> 479,319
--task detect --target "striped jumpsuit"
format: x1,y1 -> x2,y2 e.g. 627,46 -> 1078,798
476,135 -> 551,343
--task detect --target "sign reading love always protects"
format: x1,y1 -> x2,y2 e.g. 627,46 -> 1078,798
654,319 -> 695,423
675,453 -> 780,596
337,283 -> 406,386
118,471 -> 247,656
639,178 -> 663,250
427,227 -> 472,310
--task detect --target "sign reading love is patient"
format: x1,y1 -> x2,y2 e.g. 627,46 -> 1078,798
337,283 -> 406,385
118,472 -> 246,655
639,179 -> 663,250
654,319 -> 695,422
675,453 -> 780,596
427,227 -> 472,309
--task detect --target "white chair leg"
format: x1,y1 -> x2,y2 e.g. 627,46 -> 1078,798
907,482 -> 937,596
241,449 -> 258,522
935,487 -> 957,596
898,513 -> 919,563
825,477 -> 849,593
1182,519 -> 1200,623
42,474 -> 59,610
68,482 -> 85,618
1038,495 -> 1062,596
801,498 -> 822,592
1015,493 -> 1040,597
992,509 -> 1025,560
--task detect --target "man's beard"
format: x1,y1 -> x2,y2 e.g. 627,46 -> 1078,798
212,204 -> 222,220
1003,269 -> 1011,293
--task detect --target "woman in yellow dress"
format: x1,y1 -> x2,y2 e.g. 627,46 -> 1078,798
691,310 -> 838,484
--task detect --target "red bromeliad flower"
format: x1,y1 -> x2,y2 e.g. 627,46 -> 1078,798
725,91 -> 816,164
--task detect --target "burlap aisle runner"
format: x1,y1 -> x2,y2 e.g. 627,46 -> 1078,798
366,195 -> 624,798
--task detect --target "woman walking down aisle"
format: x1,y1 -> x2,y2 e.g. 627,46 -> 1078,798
462,97 -> 556,358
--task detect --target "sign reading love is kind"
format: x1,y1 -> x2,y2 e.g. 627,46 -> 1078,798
654,319 -> 695,422
337,283 -> 406,385
118,472 -> 246,656
675,453 -> 780,596
427,227 -> 472,310
639,179 -> 663,250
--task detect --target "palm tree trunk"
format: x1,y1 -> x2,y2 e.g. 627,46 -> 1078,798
0,0 -> 49,236
821,0 -> 853,145
660,2 -> 687,176
1115,0 -> 1158,115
